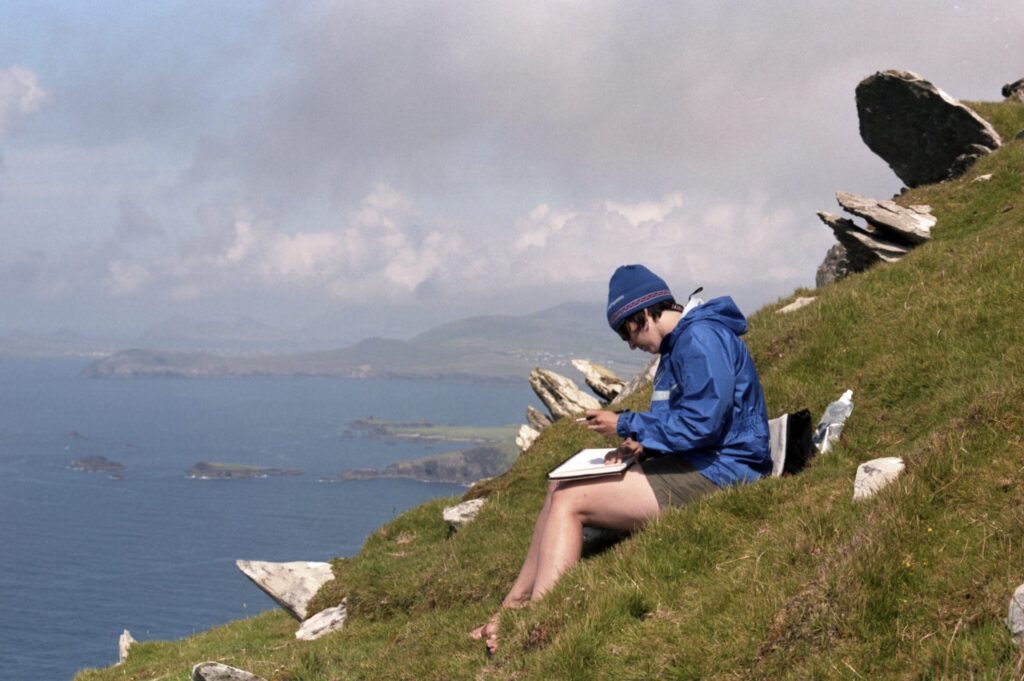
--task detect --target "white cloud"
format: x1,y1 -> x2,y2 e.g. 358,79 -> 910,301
0,66 -> 48,137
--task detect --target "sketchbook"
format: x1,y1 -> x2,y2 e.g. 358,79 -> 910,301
547,448 -> 635,481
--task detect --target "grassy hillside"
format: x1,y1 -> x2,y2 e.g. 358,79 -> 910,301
76,100 -> 1024,680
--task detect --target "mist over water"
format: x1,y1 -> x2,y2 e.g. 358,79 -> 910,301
0,358 -> 536,679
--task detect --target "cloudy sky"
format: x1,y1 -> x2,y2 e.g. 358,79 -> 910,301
0,1 -> 1020,341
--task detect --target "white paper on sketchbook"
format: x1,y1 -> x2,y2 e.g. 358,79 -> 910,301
547,448 -> 635,480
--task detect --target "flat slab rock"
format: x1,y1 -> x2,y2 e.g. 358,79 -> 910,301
857,70 -> 1001,187
443,498 -> 486,529
853,457 -> 905,500
835,192 -> 935,245
192,662 -> 267,681
571,358 -> 625,401
528,368 -> 601,419
235,560 -> 334,620
296,601 -> 348,641
777,297 -> 817,314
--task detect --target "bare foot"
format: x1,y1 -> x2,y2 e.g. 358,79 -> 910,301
470,613 -> 499,641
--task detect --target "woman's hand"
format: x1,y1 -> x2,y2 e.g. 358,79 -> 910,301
585,409 -> 620,436
604,438 -> 643,464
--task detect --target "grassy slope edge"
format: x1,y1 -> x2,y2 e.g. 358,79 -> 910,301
77,100 -> 1024,681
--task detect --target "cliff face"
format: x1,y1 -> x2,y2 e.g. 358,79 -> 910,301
76,97 -> 1024,681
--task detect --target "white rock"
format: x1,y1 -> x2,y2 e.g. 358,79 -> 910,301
296,601 -> 348,641
972,173 -> 993,183
571,359 -> 625,401
610,357 -> 659,407
777,297 -> 817,314
528,368 -> 602,419
117,629 -> 135,664
853,457 -> 905,500
515,424 -> 540,452
192,662 -> 267,681
235,560 -> 334,620
1009,583 -> 1024,645
443,498 -> 486,529
525,405 -> 552,431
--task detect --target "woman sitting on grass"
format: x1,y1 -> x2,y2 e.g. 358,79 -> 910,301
471,264 -> 772,653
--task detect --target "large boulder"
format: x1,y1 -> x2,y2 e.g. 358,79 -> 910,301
192,662 -> 267,681
571,359 -> 625,402
117,629 -> 135,664
857,70 -> 1001,187
528,368 -> 601,419
235,560 -> 334,621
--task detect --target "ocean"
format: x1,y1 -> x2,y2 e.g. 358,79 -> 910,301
0,358 -> 536,680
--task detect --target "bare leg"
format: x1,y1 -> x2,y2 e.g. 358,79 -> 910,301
472,467 -> 660,651
530,467 -> 659,599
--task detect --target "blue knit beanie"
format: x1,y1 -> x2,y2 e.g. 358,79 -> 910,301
606,264 -> 673,330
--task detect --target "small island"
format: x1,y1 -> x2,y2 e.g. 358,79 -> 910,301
186,461 -> 303,480
69,455 -> 125,474
323,445 -> 515,486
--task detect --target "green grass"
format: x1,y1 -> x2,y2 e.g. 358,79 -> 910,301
76,101 -> 1024,680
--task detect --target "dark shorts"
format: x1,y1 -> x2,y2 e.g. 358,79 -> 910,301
640,454 -> 719,509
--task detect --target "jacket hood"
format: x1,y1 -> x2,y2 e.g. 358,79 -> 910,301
680,296 -> 748,336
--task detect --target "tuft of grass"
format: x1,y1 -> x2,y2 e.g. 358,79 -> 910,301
76,99 -> 1024,680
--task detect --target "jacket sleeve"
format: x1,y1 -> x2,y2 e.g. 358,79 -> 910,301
616,326 -> 735,453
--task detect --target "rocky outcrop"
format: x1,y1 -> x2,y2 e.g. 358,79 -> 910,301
70,455 -> 126,473
117,629 -> 135,664
857,70 -> 1001,187
1002,77 -> 1024,102
192,662 -> 267,681
525,405 -> 552,431
235,560 -> 334,621
571,359 -> 625,402
515,424 -> 540,452
817,192 -> 935,282
853,457 -> 905,500
816,243 -> 853,288
610,357 -> 659,407
443,498 -> 486,530
528,368 -> 601,419
295,601 -> 347,641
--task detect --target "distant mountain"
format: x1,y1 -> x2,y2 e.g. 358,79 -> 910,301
136,315 -> 302,353
83,302 -> 646,381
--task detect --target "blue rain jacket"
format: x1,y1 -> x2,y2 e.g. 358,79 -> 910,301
616,296 -> 771,487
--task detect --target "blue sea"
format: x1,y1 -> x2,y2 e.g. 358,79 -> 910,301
0,358 -> 536,680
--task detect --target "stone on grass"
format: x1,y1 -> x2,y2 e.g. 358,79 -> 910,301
777,297 -> 817,315
971,173 -> 993,183
235,560 -> 334,621
117,629 -> 135,664
571,359 -> 625,401
1008,583 -> 1024,645
528,368 -> 601,420
192,662 -> 267,681
525,405 -> 552,431
853,457 -> 905,500
443,498 -> 486,530
515,424 -> 540,453
296,601 -> 348,641
610,358 -> 659,407
857,70 -> 1001,187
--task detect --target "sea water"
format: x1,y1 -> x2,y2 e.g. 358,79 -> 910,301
0,358 -> 536,679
